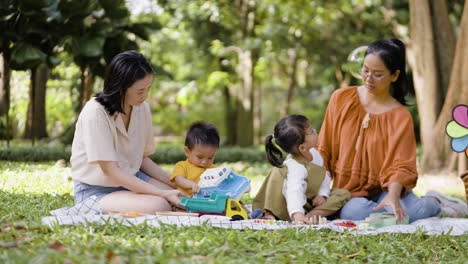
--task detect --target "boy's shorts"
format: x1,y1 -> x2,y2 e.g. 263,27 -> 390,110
73,171 -> 151,203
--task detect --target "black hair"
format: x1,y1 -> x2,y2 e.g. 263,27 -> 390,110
265,115 -> 309,168
95,50 -> 153,115
185,122 -> 220,150
365,38 -> 409,106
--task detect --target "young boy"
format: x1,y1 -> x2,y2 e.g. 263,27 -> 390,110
171,122 -> 220,196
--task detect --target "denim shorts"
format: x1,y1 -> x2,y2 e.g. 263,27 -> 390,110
73,171 -> 151,203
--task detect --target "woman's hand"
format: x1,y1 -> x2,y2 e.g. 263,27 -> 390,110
162,190 -> 189,209
312,196 -> 327,207
373,182 -> 408,223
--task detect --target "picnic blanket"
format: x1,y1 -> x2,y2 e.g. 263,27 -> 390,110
41,196 -> 468,236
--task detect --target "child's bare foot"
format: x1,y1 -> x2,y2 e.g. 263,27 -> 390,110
261,210 -> 276,220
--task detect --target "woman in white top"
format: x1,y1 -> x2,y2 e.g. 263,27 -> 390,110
71,50 -> 188,214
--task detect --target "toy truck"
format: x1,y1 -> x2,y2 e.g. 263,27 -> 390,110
180,193 -> 248,220
193,167 -> 251,200
358,212 -> 409,230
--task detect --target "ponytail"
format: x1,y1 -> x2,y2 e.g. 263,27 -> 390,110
265,114 -> 309,167
388,38 -> 409,106
265,135 -> 284,168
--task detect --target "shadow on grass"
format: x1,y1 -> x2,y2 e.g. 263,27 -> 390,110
0,190 -> 73,223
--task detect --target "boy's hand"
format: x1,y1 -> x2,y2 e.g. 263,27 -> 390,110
192,183 -> 200,194
312,196 -> 327,207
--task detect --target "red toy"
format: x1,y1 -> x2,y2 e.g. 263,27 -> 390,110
335,220 -> 356,227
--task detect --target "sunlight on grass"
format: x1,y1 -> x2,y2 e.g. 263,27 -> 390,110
414,173 -> 466,200
1,161 -> 465,201
0,161 -> 73,195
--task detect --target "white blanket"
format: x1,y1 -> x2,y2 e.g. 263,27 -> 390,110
41,196 -> 468,236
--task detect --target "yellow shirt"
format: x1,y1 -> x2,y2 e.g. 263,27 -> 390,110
170,160 -> 216,196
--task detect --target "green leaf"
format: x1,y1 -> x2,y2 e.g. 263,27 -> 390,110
71,36 -> 105,57
11,42 -> 47,70
48,56 -> 62,67
98,0 -> 129,20
207,71 -> 229,92
18,0 -> 56,14
125,22 -> 162,40
58,0 -> 97,18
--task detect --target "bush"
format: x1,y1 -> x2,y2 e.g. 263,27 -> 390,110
0,145 -> 267,163
0,146 -> 72,161
150,146 -> 266,163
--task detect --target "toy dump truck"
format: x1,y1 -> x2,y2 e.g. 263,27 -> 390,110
180,193 -> 248,220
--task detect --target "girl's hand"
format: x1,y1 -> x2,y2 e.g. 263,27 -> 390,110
162,190 -> 189,209
373,193 -> 408,224
292,212 -> 307,225
192,183 -> 200,194
312,196 -> 327,207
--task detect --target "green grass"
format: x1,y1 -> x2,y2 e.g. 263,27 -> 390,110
1,161 -> 467,263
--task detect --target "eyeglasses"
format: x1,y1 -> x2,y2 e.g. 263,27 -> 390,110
359,68 -> 390,82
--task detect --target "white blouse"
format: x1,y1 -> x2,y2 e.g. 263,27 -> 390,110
282,148 -> 331,218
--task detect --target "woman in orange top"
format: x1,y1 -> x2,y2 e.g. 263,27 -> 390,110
317,38 -> 468,223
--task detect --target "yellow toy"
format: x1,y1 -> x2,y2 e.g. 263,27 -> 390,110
180,193 -> 248,220
225,199 -> 248,220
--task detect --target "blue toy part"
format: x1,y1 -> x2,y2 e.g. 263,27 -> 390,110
451,135 -> 468,152
193,171 -> 251,200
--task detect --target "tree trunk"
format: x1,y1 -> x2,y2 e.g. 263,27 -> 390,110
0,51 -> 12,141
233,0 -> 256,147
0,52 -> 11,117
59,64 -> 96,144
283,47 -> 298,116
223,85 -> 237,145
430,0 -> 455,98
251,48 -> 261,145
24,63 -> 49,140
431,0 -> 468,172
253,76 -> 262,145
235,50 -> 254,147
408,0 -> 446,171
79,65 -> 95,111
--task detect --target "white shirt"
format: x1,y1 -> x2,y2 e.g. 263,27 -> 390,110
70,98 -> 155,186
282,148 -> 332,218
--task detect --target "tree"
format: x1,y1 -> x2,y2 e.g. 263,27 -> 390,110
8,0 -> 64,140
0,0 -> 19,139
155,0 -> 261,146
58,0 -> 160,143
408,0 -> 467,172
148,0 -> 398,146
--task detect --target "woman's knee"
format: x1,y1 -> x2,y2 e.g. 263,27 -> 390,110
339,197 -> 377,220
144,195 -> 172,212
100,191 -> 172,213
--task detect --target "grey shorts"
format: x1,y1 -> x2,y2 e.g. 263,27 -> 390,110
73,171 -> 151,203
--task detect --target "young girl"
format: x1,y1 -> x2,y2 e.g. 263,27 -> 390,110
253,115 -> 350,224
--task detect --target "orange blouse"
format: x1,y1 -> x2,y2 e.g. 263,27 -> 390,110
318,86 -> 418,197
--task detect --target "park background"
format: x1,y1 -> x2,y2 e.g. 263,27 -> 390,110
0,0 -> 467,174
0,0 -> 467,263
